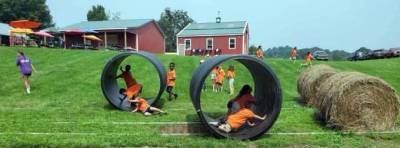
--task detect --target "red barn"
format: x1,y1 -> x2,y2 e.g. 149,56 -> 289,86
60,19 -> 165,53
176,20 -> 249,56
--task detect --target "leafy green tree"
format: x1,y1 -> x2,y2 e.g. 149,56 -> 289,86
158,8 -> 194,52
248,45 -> 258,55
87,5 -> 109,21
0,0 -> 54,29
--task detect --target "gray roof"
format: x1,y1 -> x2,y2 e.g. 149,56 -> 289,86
59,19 -> 153,31
177,21 -> 247,37
0,23 -> 11,36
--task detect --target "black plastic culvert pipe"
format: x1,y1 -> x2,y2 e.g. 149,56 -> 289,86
101,51 -> 167,111
190,55 -> 282,140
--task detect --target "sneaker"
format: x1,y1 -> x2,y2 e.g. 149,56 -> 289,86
26,88 -> 31,94
174,94 -> 178,99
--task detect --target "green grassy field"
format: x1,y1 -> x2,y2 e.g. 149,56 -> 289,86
0,47 -> 399,147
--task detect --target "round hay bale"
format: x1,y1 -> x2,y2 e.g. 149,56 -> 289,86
317,72 -> 400,131
297,64 -> 337,107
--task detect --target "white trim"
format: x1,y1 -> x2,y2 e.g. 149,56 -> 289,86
176,36 -> 179,55
178,33 -> 243,38
242,35 -> 245,54
184,39 -> 191,50
136,33 -> 139,50
104,32 -> 108,48
206,38 -> 213,50
176,23 -> 192,37
124,29 -> 127,48
228,37 -> 236,49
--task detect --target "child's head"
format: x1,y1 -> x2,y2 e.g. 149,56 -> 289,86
169,62 -> 175,70
258,45 -> 262,49
125,65 -> 131,71
17,50 -> 24,56
238,84 -> 252,97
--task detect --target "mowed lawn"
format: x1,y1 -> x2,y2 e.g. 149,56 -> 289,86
0,47 -> 399,147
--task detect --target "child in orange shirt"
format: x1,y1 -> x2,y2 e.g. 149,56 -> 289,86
126,89 -> 166,116
290,47 -> 297,63
256,46 -> 264,59
166,62 -> 178,101
298,52 -> 314,72
218,103 -> 266,133
227,65 -> 235,95
116,65 -> 137,88
215,66 -> 225,92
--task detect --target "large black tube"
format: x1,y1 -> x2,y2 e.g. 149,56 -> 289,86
101,51 -> 167,111
190,55 -> 282,140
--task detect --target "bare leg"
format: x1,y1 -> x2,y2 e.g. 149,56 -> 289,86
149,107 -> 165,113
22,76 -> 30,94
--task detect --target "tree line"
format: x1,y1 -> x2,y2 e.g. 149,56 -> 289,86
264,46 -> 373,60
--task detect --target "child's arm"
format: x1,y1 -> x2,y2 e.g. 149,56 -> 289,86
119,66 -> 124,72
253,114 -> 267,120
247,121 -> 256,126
31,64 -> 37,73
131,107 -> 138,112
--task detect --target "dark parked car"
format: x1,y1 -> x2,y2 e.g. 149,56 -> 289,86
348,51 -> 367,61
313,51 -> 329,61
371,49 -> 386,59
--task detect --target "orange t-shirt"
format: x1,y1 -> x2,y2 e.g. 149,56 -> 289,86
126,84 -> 142,98
291,49 -> 297,57
227,70 -> 235,79
306,54 -> 313,62
233,94 -> 256,108
167,69 -> 176,86
216,69 -> 225,84
122,71 -> 137,87
256,49 -> 263,58
136,98 -> 150,112
227,108 -> 256,129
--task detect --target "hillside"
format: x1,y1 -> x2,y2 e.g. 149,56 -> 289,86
0,47 -> 399,147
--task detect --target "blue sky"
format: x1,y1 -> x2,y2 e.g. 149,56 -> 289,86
47,0 -> 400,51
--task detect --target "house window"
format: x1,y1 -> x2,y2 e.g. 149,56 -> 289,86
206,38 -> 213,49
184,39 -> 191,50
229,38 -> 236,49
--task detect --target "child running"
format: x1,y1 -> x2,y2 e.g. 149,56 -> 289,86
218,103 -> 267,133
215,66 -> 225,92
298,52 -> 314,71
227,65 -> 235,95
290,47 -> 297,63
16,51 -> 37,94
166,62 -> 178,101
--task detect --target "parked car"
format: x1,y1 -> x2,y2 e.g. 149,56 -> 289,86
386,48 -> 400,57
371,49 -> 386,59
348,51 -> 367,61
313,51 -> 329,61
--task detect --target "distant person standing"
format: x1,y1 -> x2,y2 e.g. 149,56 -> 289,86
166,62 -> 178,101
16,51 -> 37,94
227,65 -> 235,95
290,47 -> 298,63
256,46 -> 264,59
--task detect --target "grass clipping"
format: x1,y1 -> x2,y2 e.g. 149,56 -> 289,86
317,72 -> 400,131
297,64 -> 337,107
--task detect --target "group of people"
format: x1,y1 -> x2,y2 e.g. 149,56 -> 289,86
208,65 -> 236,95
116,62 -> 180,116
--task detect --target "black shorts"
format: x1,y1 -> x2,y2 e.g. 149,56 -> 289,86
144,107 -> 153,114
166,86 -> 174,93
23,73 -> 32,77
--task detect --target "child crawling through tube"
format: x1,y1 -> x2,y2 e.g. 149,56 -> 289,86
116,65 -> 166,116
119,87 -> 166,116
217,85 -> 267,133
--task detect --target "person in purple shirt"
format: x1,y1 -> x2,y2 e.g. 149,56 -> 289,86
16,51 -> 36,94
